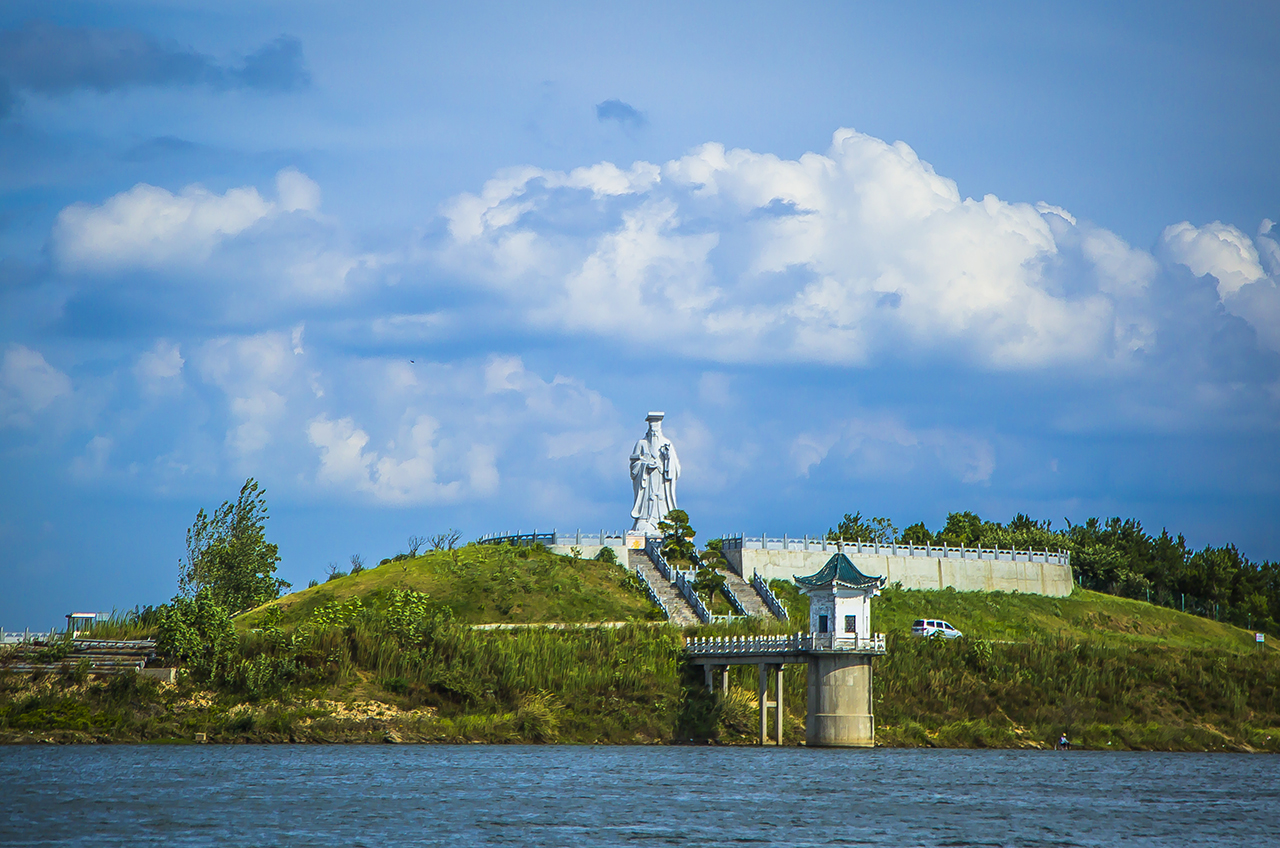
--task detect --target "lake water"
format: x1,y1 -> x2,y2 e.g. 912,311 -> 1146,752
1,745 -> 1275,847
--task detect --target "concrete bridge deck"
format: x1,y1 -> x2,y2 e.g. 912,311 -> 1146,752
686,632 -> 885,663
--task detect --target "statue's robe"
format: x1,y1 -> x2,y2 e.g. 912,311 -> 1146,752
630,433 -> 680,532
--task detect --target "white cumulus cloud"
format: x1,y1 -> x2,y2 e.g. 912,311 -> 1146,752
438,128 -> 1161,370
307,413 -> 497,505
792,414 -> 995,484
134,340 -> 185,393
51,168 -> 321,272
196,331 -> 300,456
1162,220 -> 1280,351
1,344 -> 72,425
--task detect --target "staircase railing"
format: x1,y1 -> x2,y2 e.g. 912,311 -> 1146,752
644,537 -> 672,581
719,579 -> 749,617
646,538 -> 711,624
751,571 -> 789,621
672,569 -> 712,624
631,568 -> 670,620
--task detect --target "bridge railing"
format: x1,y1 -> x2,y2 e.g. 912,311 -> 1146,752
686,632 -> 886,656
750,572 -> 790,621
646,538 -> 712,624
720,534 -> 1069,565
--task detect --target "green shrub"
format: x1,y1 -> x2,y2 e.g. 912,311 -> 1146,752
233,655 -> 300,700
157,589 -> 236,684
514,691 -> 563,742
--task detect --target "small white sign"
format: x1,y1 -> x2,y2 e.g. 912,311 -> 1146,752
1257,633 -> 1266,644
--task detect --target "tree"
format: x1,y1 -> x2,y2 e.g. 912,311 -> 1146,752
658,509 -> 697,564
178,478 -> 289,615
157,588 -> 237,683
828,512 -> 898,543
900,522 -> 935,545
429,529 -> 462,551
694,538 -> 729,602
828,511 -> 873,542
937,511 -> 983,547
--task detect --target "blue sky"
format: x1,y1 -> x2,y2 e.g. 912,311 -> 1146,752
2,1 -> 1279,629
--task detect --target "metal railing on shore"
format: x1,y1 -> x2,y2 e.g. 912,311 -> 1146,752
720,534 -> 1069,565
686,632 -> 887,656
1,630 -> 58,645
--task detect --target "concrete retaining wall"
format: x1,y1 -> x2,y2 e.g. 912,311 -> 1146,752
724,548 -> 1073,597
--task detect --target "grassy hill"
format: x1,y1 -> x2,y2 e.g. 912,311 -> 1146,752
5,547 -> 1277,750
769,581 -> 1274,654
238,543 -> 659,630
760,581 -> 1278,751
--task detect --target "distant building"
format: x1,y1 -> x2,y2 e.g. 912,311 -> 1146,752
65,612 -> 101,635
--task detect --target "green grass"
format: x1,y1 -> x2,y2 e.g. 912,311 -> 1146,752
770,580 -> 1274,654
238,543 -> 659,630
875,586 -> 1274,654
875,632 -> 1280,751
8,550 -> 1279,750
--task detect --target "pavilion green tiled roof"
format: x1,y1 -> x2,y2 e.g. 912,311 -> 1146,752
795,553 -> 887,591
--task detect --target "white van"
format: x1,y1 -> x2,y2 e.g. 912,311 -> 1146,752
912,619 -> 963,639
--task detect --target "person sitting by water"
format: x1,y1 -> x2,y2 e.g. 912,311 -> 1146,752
1058,733 -> 1070,750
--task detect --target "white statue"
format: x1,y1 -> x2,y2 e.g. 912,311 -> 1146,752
630,412 -> 680,534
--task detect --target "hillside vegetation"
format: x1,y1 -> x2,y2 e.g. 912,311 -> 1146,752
769,581 -> 1273,653
5,540 -> 1278,751
829,509 -> 1280,637
238,544 -> 659,630
757,582 -> 1279,750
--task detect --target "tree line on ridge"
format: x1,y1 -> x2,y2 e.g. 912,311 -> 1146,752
828,511 -> 1280,635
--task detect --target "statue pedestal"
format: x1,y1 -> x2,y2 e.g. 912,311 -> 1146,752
625,532 -> 647,550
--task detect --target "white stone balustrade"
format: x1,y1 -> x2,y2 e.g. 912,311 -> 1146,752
685,632 -> 886,656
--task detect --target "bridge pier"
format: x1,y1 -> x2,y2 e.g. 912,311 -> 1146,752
703,664 -> 730,693
686,630 -> 885,748
756,663 -> 783,745
806,653 -> 874,748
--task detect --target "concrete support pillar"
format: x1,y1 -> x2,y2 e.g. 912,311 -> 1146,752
774,665 -> 784,745
757,663 -> 768,745
754,663 -> 786,745
705,664 -> 730,695
806,654 -> 874,748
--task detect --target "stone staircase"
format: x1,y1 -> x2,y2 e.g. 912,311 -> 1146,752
719,568 -> 778,619
628,550 -> 700,626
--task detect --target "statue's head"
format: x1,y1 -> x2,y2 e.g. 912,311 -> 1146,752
645,411 -> 664,436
